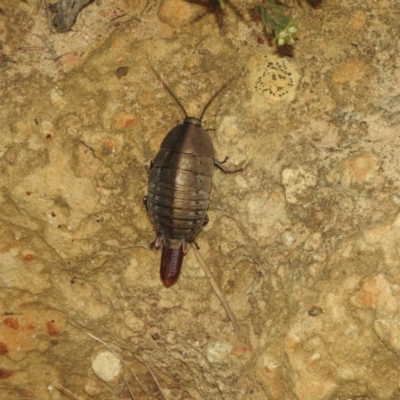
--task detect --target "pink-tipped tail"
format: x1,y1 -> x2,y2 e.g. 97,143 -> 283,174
160,246 -> 184,288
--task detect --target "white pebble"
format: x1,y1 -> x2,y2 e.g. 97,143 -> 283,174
91,350 -> 121,382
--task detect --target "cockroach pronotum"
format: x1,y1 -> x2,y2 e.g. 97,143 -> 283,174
144,63 -> 242,288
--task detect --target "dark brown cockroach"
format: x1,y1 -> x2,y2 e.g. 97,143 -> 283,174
144,65 -> 242,288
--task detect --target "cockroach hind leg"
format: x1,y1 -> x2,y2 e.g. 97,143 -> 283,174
214,157 -> 243,174
145,160 -> 153,175
216,156 -> 229,165
155,234 -> 163,248
182,241 -> 188,254
192,240 -> 200,250
150,234 -> 163,249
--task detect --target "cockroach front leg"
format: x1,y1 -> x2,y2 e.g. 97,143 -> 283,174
214,157 -> 243,174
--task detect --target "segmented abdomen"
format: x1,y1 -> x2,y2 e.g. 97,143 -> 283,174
147,149 -> 213,242
160,247 -> 184,287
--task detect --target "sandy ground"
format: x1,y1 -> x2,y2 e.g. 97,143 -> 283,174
1,0 -> 400,399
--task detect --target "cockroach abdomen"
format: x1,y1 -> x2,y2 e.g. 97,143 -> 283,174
160,246 -> 184,288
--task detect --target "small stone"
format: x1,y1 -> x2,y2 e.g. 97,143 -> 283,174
308,305 -> 324,317
50,88 -> 67,108
115,66 -> 129,79
157,0 -> 206,28
205,341 -> 232,364
92,350 -> 121,382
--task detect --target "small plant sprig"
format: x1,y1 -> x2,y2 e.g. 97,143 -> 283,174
217,0 -> 297,47
254,0 -> 297,46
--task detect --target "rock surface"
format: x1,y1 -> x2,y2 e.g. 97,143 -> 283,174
0,0 -> 400,399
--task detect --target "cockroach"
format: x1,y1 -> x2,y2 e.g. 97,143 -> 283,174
144,64 -> 242,288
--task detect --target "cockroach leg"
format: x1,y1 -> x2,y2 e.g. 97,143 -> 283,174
214,158 -> 243,174
143,195 -> 148,210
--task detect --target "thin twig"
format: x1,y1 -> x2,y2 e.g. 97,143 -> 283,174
34,34 -> 58,58
53,383 -> 82,400
18,46 -> 47,52
67,320 -> 141,400
145,364 -> 168,400
191,244 -> 243,341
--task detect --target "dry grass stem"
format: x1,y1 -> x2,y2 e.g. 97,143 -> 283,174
67,320 -> 142,399
53,383 -> 81,400
191,244 -> 243,341
145,364 -> 169,400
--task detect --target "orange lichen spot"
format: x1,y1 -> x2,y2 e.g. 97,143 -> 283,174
352,276 -> 380,309
26,191 -> 32,196
0,343 -> 9,355
285,334 -> 300,352
114,113 -> 136,129
3,317 -> 19,330
22,254 -> 35,262
231,347 -> 250,355
348,11 -> 366,30
103,139 -> 117,152
264,366 -> 272,374
341,153 -> 376,187
60,53 -> 82,64
46,320 -> 59,336
0,368 -> 14,379
331,59 -> 370,87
